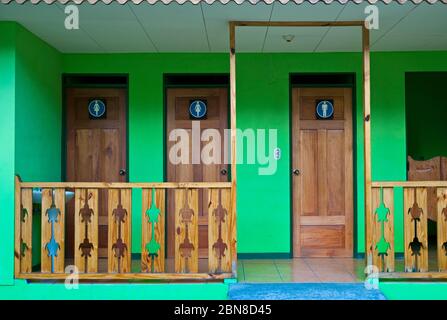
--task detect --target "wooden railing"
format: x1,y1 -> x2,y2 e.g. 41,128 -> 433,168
368,181 -> 447,279
14,176 -> 236,281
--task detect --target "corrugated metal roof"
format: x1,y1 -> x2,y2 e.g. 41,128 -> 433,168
1,0 -> 446,5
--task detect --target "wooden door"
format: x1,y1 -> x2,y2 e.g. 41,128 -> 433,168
166,88 -> 228,258
292,87 -> 353,257
66,88 -> 127,259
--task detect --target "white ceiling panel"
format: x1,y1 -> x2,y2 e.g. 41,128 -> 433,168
129,3 -> 208,52
270,2 -> 344,21
79,3 -> 156,52
203,2 -> 272,52
263,26 -> 329,52
373,3 -> 447,51
317,2 -> 417,51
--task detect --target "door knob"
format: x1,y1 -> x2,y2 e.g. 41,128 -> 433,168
220,168 -> 228,176
293,169 -> 301,176
119,169 -> 127,176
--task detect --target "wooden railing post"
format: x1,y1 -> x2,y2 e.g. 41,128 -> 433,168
437,188 -> 447,271
41,188 -> 65,273
403,187 -> 428,272
208,188 -> 232,273
108,188 -> 132,273
141,188 -> 165,273
175,188 -> 198,273
74,188 -> 98,273
371,187 -> 395,272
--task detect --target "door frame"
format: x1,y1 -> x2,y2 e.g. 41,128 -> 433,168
62,74 -> 130,182
163,74 -> 231,258
162,74 -> 231,182
289,73 -> 357,257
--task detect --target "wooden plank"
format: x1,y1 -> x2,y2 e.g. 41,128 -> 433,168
372,181 -> 447,188
437,188 -> 447,271
404,188 -> 428,272
108,189 -> 132,273
21,182 -> 232,189
14,176 -> 22,277
141,188 -> 165,273
20,188 -> 33,273
362,24 -> 373,266
41,188 -> 65,273
229,20 -> 237,276
208,189 -> 231,273
233,21 -> 364,27
175,189 -> 198,273
17,272 -> 233,281
74,189 -> 98,273
371,188 -> 394,272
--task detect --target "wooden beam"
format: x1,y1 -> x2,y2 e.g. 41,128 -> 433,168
229,21 -> 237,275
362,24 -> 373,265
17,272 -> 234,281
20,182 -> 232,189
232,21 -> 364,27
14,176 -> 22,277
372,181 -> 447,188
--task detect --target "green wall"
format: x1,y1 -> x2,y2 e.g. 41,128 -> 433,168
14,24 -> 62,182
0,22 -> 16,285
406,72 -> 447,160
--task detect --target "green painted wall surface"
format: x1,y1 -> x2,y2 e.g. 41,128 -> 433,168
406,72 -> 447,160
14,24 -> 62,182
0,22 -> 16,285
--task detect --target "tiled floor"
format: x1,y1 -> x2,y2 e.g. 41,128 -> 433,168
237,258 -> 366,283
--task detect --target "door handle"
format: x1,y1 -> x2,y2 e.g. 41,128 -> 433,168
119,169 -> 127,176
220,168 -> 228,176
293,169 -> 301,176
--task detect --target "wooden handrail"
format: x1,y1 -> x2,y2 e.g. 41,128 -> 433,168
19,181 -> 232,189
372,181 -> 447,188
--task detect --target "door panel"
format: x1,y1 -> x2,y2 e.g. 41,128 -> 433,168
292,87 -> 353,257
66,88 -> 127,260
166,88 -> 228,258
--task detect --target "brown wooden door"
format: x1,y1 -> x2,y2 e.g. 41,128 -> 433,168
166,88 -> 228,258
292,87 -> 353,257
66,88 -> 127,260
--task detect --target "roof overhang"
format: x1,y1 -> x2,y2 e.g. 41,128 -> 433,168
1,0 -> 446,5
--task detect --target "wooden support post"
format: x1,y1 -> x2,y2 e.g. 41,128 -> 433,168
229,21 -> 237,275
362,24 -> 373,264
14,176 -> 22,277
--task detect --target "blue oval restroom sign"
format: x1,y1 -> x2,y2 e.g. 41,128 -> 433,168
316,100 -> 334,119
189,100 -> 207,119
88,99 -> 106,118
